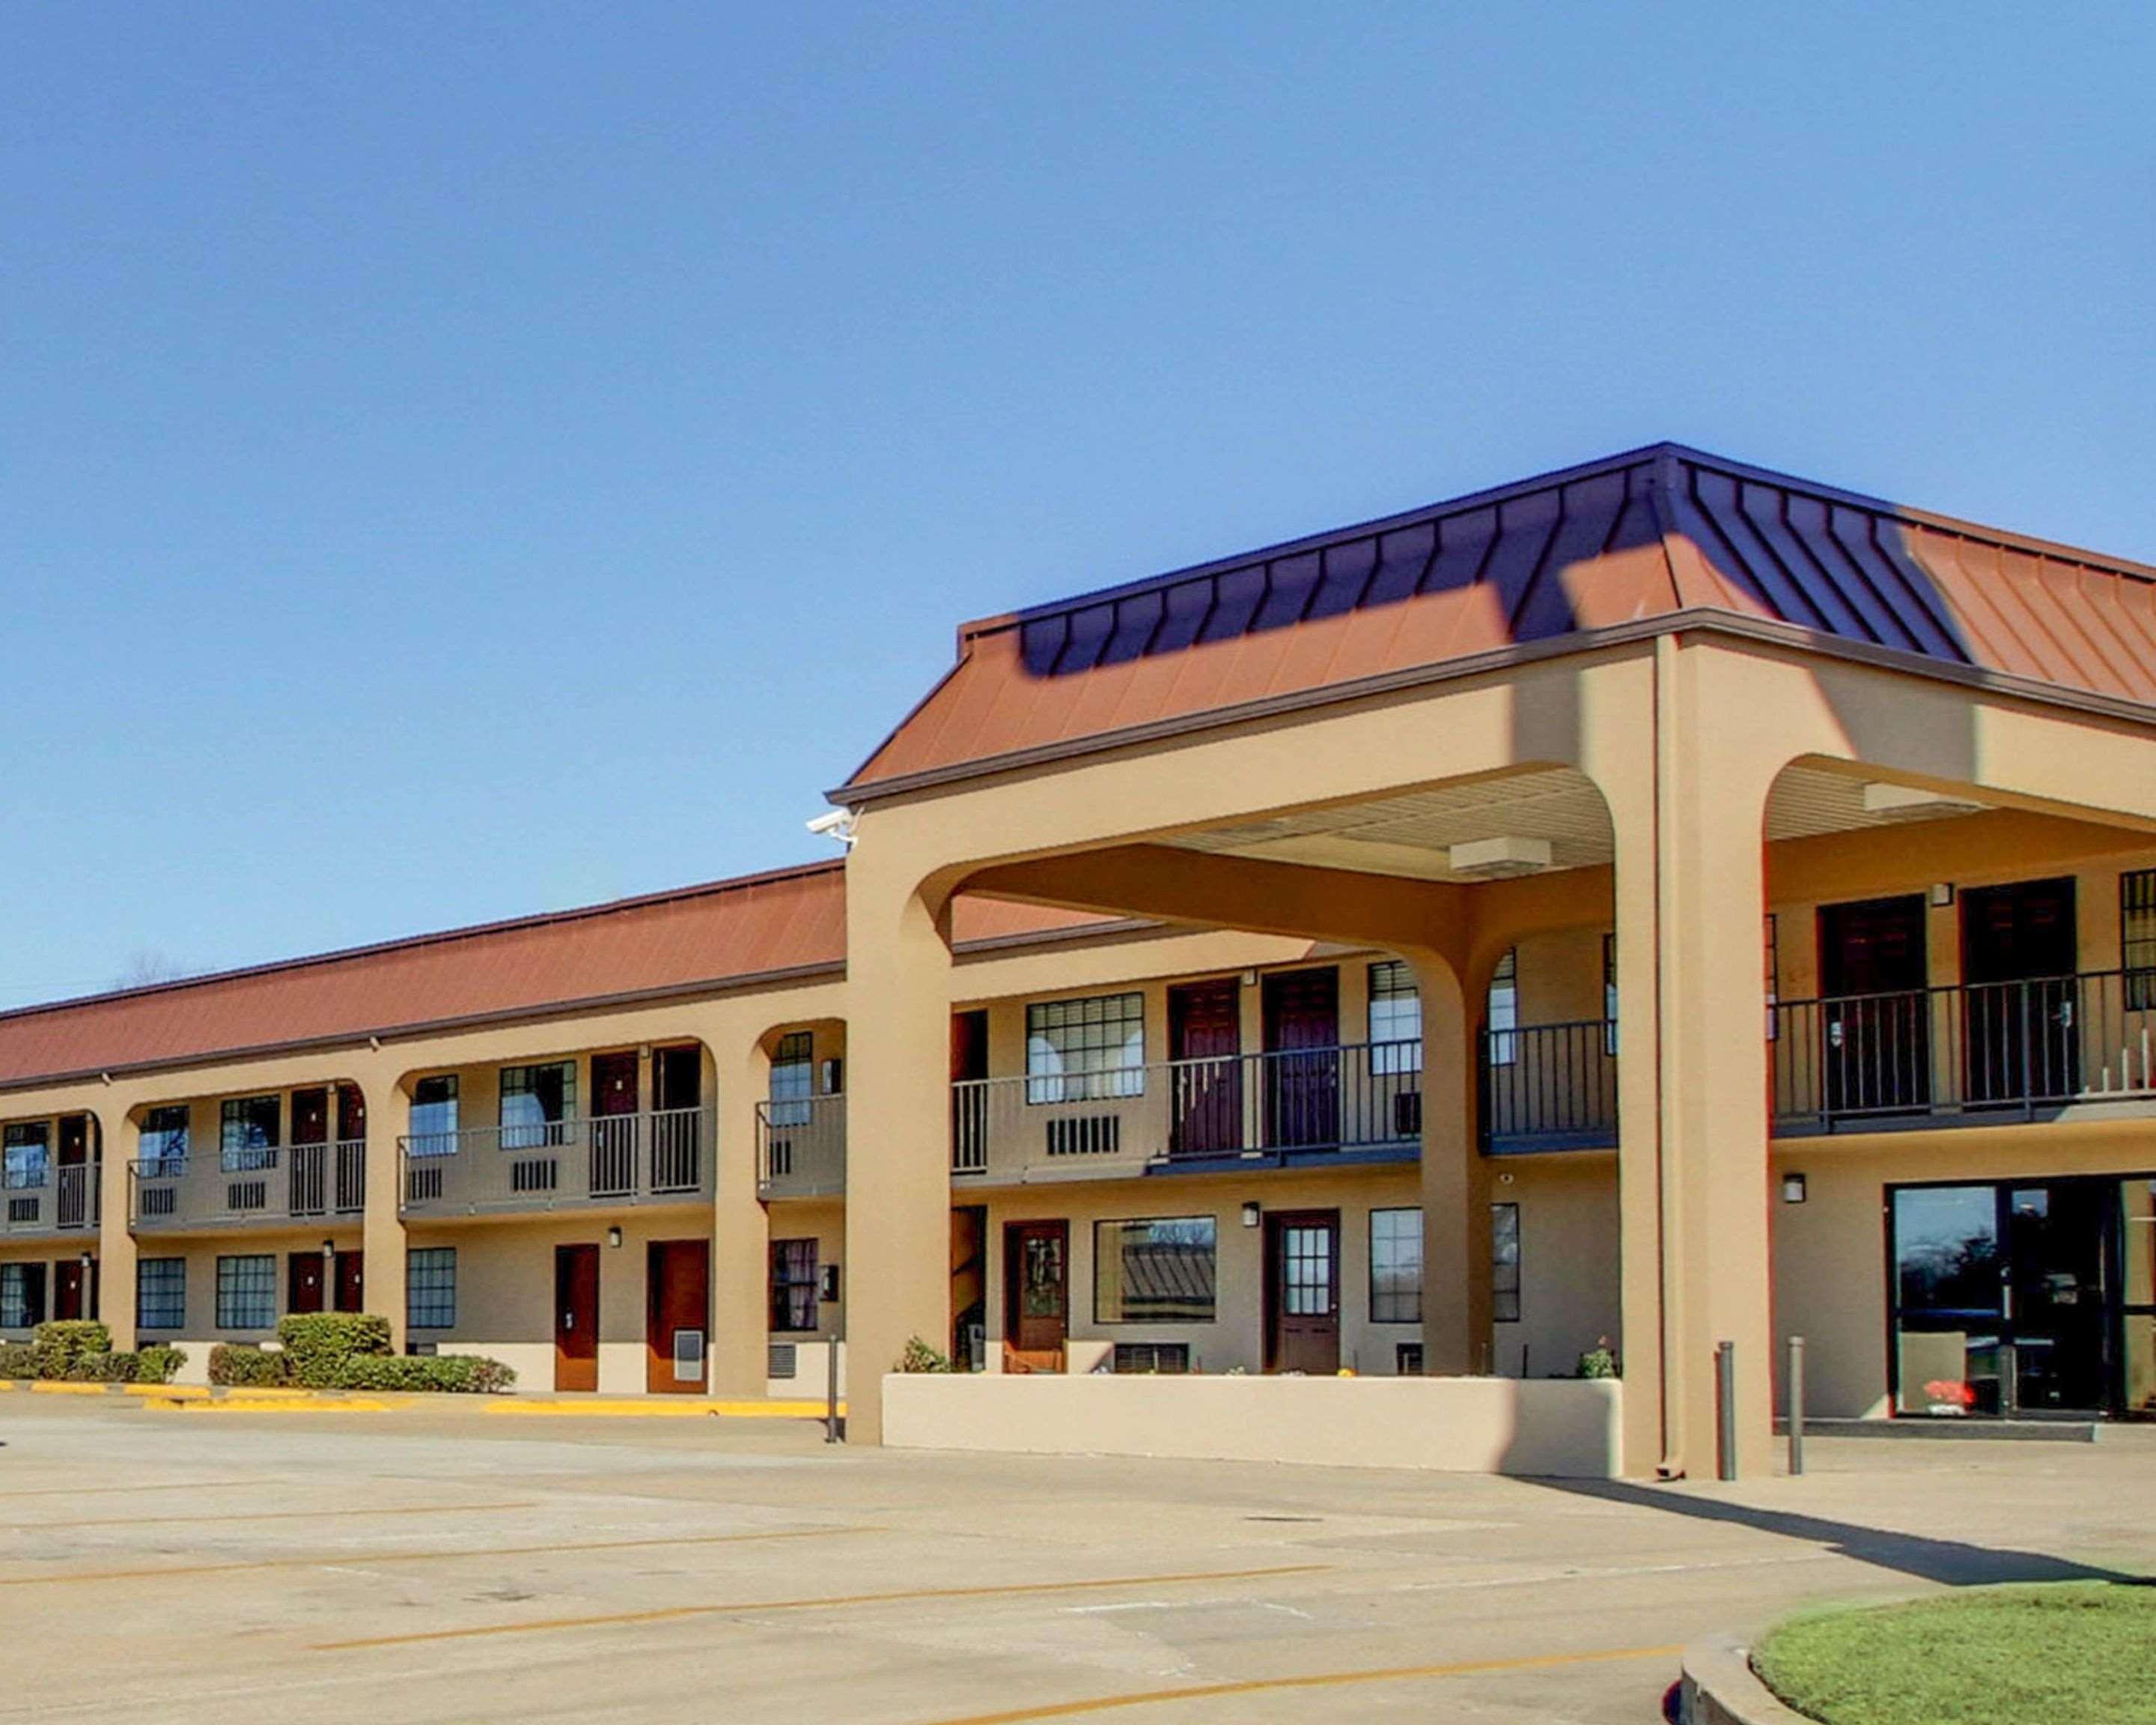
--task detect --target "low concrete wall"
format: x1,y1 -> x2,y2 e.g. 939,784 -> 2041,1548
1681,1637 -> 1812,1724
882,1373 -> 1623,1477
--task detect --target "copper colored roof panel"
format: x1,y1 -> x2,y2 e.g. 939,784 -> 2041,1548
0,862 -> 849,1091
843,444 -> 2156,797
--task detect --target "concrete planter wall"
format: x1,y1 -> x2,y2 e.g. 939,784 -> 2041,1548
882,1372 -> 1623,1477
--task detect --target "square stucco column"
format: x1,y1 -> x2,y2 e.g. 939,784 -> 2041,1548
93,1098 -> 138,1348
712,1040 -> 772,1399
359,1070 -> 407,1349
1410,954 -> 1488,1375
842,868 -> 953,1443
1601,638 -> 1776,1479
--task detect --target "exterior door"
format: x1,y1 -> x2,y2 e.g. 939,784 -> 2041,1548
1265,1209 -> 1341,1373
287,1250 -> 327,1315
951,1009 -> 990,1172
554,1243 -> 600,1391
289,1086 -> 330,1214
1819,895 -> 1930,1116
645,1239 -> 710,1393
1961,878 -> 2079,1106
53,1258 -> 89,1321
1004,1220 -> 1068,1361
651,1047 -> 704,1190
1169,978 -> 1243,1158
590,1051 -> 639,1196
335,1086 -> 368,1211
334,1250 -> 365,1313
1262,967 -> 1340,1149
55,1116 -> 91,1229
951,1205 -> 988,1368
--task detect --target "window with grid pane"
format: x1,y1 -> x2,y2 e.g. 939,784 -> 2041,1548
1026,994 -> 1145,1104
220,1095 -> 279,1171
2125,871 -> 2156,1009
1491,1203 -> 1522,1324
141,1105 -> 190,1176
216,1254 -> 277,1330
137,1258 -> 185,1330
1368,961 -> 1425,1074
2,1122 -> 49,1190
768,1031 -> 814,1127
0,1262 -> 46,1330
1485,949 -> 1519,1067
1369,1206 -> 1422,1323
770,1238 -> 818,1332
406,1248 -> 457,1329
499,1062 -> 576,1149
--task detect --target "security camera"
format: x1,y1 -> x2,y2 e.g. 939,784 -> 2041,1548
806,809 -> 856,845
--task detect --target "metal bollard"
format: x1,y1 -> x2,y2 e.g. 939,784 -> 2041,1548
1716,1340 -> 1738,1481
825,1336 -> 842,1443
1787,1336 -> 1805,1477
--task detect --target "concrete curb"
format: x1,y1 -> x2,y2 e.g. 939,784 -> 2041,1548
1680,1637 -> 1815,1725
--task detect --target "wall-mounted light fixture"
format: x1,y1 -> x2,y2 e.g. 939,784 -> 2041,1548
1781,1172 -> 1807,1205
606,1226 -> 624,1249
321,1238 -> 335,1262
1931,882 -> 1956,907
78,1250 -> 93,1271
1240,1202 -> 1261,1229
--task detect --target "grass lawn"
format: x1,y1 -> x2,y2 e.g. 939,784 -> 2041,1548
1752,1582 -> 2156,1724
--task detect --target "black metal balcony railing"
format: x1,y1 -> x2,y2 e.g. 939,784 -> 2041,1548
130,1141 -> 365,1232
756,1095 -> 847,1199
951,1041 -> 1423,1178
0,1163 -> 100,1236
1771,970 -> 2156,1131
396,1107 -> 712,1217
1479,1019 -> 1618,1153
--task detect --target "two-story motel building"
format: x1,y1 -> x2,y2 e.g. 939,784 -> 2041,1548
4,443 -> 2155,1478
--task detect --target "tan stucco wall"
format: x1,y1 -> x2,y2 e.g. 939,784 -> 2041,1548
1490,1152 -> 1621,1381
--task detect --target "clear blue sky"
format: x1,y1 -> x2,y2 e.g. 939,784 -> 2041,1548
4,5 -> 2152,1008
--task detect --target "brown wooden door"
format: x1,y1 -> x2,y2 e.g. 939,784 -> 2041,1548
554,1244 -> 600,1391
1004,1220 -> 1068,1360
951,1009 -> 990,1171
1262,967 -> 1340,1149
336,1085 -> 367,1141
53,1259 -> 87,1321
653,1044 -> 701,1110
1169,978 -> 1243,1158
1961,877 -> 2079,1104
1265,1209 -> 1340,1373
589,1051 -> 639,1196
287,1251 -> 327,1315
645,1239 -> 710,1393
334,1250 -> 365,1313
55,1116 -> 91,1229
1818,895 -> 1930,1114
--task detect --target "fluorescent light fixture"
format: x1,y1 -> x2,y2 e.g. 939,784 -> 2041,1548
1448,836 -> 1553,879
1861,782 -> 1985,821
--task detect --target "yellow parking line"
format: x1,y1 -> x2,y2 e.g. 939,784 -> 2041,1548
20,1500 -> 536,1532
922,1644 -> 1686,1724
25,1382 -> 115,1397
484,1399 -> 838,1418
145,1396 -> 398,1414
0,1524 -> 875,1589
313,1563 -> 1333,1652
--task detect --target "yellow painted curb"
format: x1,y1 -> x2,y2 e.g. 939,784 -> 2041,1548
484,1398 -> 842,1420
28,1382 -> 117,1397
145,1396 -> 397,1414
121,1383 -> 208,1399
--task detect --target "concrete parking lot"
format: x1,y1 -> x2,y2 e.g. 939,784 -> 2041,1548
1,1397 -> 2150,1724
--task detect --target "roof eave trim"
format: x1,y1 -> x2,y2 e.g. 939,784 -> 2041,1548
834,609 -> 2156,805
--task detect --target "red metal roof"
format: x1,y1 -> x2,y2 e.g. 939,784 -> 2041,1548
0,862 -> 848,1091
842,444 -> 2156,796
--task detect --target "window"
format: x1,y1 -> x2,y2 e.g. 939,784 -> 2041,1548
499,1062 -> 576,1149
409,1076 -> 460,1157
1369,1207 -> 1423,1324
0,1262 -> 46,1330
768,1031 -> 814,1128
2125,871 -> 2156,1009
1491,1202 -> 1522,1324
2,1122 -> 49,1190
216,1254 -> 277,1330
770,1238 -> 819,1332
1027,994 -> 1145,1103
140,1105 -> 190,1175
136,1258 -> 186,1331
1601,934 -> 1619,1056
220,1095 -> 280,1171
406,1248 -> 457,1329
1094,1217 -> 1216,1323
1485,950 -> 1519,1067
1369,960 -> 1425,1074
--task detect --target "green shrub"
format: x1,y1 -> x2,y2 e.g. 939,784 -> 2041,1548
897,1335 -> 956,1373
1577,1339 -> 1619,1380
0,1342 -> 38,1379
64,1351 -> 142,1383
330,1353 -> 516,1394
32,1320 -> 112,1378
134,1345 -> 186,1384
208,1344 -> 290,1387
275,1313 -> 391,1387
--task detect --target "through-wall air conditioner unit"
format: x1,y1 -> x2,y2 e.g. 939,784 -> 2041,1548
1448,836 -> 1553,880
